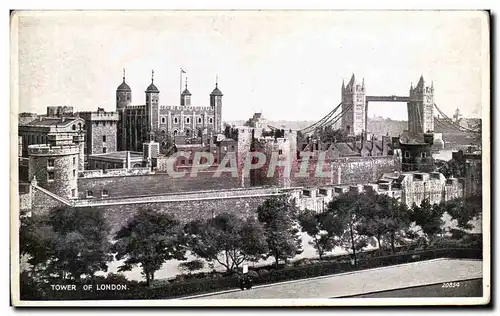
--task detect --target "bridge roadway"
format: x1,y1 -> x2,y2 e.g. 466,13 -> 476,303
183,259 -> 482,299
366,95 -> 409,102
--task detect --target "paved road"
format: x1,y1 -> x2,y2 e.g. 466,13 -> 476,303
186,259 -> 482,299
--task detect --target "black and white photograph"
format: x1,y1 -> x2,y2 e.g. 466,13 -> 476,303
9,10 -> 490,306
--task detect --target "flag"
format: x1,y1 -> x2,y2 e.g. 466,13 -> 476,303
181,68 -> 186,74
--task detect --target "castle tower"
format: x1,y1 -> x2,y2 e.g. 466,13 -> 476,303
116,69 -> 132,111
408,75 -> 434,135
180,78 -> 192,106
145,70 -> 160,135
210,76 -> 223,133
116,69 -> 131,151
28,135 -> 80,199
341,74 -> 366,136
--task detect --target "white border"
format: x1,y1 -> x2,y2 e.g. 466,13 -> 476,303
4,1 -> 495,311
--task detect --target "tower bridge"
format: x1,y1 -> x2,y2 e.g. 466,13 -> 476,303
301,74 -> 436,137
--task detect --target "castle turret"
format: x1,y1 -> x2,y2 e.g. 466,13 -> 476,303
28,133 -> 80,199
145,70 -> 160,135
180,78 -> 192,106
408,75 -> 434,135
210,76 -> 223,133
116,69 -> 131,151
116,69 -> 132,111
341,74 -> 366,136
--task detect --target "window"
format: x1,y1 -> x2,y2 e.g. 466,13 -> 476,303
47,159 -> 54,167
404,151 -> 410,158
186,117 -> 190,124
174,117 -> 179,124
72,169 -> 76,178
47,171 -> 55,180
87,190 -> 94,198
73,157 -> 76,165
161,117 -> 166,124
421,152 -> 427,158
103,135 -> 106,142
102,189 -> 109,197
72,125 -> 76,130
198,117 -> 202,124
278,149 -> 283,155
209,117 -> 213,124
103,147 -> 107,153
71,189 -> 75,197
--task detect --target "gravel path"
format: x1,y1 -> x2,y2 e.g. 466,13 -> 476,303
187,259 -> 482,299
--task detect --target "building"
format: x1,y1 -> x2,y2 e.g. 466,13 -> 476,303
87,151 -> 144,170
408,76 -> 434,135
341,74 -> 366,136
27,131 -> 85,199
398,133 -> 435,172
79,108 -> 119,156
18,116 -> 86,158
116,70 -> 224,152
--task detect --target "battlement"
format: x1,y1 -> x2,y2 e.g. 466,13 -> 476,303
79,111 -> 119,121
159,105 -> 213,112
28,144 -> 80,156
79,167 -> 151,178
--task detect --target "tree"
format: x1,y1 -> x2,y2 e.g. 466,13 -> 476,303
323,193 -> 369,267
298,209 -> 336,260
442,195 -> 482,231
185,213 -> 267,273
357,194 -> 413,255
20,207 -> 113,282
257,196 -> 303,269
113,209 -> 187,286
411,199 -> 445,241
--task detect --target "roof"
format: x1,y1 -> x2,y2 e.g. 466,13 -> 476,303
89,151 -> 143,161
146,82 -> 159,93
181,88 -> 191,95
25,117 -> 83,127
117,80 -> 131,92
210,83 -> 223,96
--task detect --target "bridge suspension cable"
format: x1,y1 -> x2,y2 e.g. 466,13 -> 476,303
300,102 -> 343,133
433,103 -> 480,133
321,103 -> 354,129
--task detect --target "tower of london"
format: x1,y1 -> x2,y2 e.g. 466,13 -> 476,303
116,70 -> 223,152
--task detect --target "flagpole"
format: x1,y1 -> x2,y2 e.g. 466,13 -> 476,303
180,68 -> 183,101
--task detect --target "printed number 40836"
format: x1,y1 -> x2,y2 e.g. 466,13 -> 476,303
442,282 -> 460,288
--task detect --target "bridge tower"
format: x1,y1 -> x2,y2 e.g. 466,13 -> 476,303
341,74 -> 366,136
408,75 -> 434,135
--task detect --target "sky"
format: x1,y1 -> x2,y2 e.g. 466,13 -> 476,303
14,10 -> 488,122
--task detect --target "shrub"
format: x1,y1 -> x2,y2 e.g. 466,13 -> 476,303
247,270 -> 259,278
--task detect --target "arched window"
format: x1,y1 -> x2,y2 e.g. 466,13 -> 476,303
173,130 -> 178,136
174,117 -> 179,124
186,117 -> 190,124
197,117 -> 202,124
161,130 -> 166,135
78,123 -> 82,130
185,129 -> 191,138
161,117 -> 166,124
209,117 -> 213,124
72,124 -> 76,130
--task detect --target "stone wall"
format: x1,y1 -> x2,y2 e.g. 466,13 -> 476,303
77,171 -> 241,199
292,155 -> 401,187
29,185 -> 283,235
